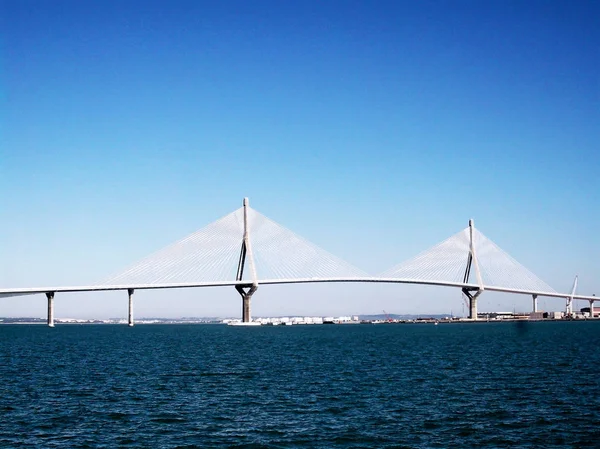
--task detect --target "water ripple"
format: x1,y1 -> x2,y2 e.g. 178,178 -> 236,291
0,322 -> 599,447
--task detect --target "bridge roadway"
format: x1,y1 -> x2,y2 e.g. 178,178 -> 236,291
1,277 -> 597,328
0,277 -> 596,301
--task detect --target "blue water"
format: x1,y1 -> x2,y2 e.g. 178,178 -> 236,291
1,322 -> 599,448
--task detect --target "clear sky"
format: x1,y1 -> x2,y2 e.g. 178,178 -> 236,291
1,0 -> 598,319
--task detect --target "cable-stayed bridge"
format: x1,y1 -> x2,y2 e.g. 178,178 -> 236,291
0,198 -> 595,326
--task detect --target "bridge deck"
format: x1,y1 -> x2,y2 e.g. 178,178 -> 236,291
0,278 -> 596,301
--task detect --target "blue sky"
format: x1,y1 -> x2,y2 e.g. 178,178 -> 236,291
1,0 -> 598,318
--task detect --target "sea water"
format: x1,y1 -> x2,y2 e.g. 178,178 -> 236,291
1,321 -> 599,448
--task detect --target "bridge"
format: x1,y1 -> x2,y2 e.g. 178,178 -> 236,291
0,198 -> 596,326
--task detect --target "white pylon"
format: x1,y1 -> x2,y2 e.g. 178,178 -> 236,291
566,275 -> 578,316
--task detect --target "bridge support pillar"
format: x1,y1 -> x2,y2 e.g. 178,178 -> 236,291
236,285 -> 257,323
469,296 -> 478,320
46,292 -> 55,327
589,300 -> 595,318
532,294 -> 538,313
128,289 -> 134,327
462,288 -> 481,320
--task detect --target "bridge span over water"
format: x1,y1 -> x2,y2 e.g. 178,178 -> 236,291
0,199 -> 595,326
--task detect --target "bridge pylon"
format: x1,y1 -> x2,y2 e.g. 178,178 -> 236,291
566,275 -> 578,317
461,219 -> 484,320
235,197 -> 259,322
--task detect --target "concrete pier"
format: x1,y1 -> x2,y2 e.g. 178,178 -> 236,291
469,296 -> 477,320
532,294 -> 538,313
243,294 -> 251,322
589,299 -> 595,318
236,285 -> 257,323
128,288 -> 134,327
46,292 -> 55,327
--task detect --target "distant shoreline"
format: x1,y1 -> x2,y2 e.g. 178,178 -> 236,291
1,317 -> 598,325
